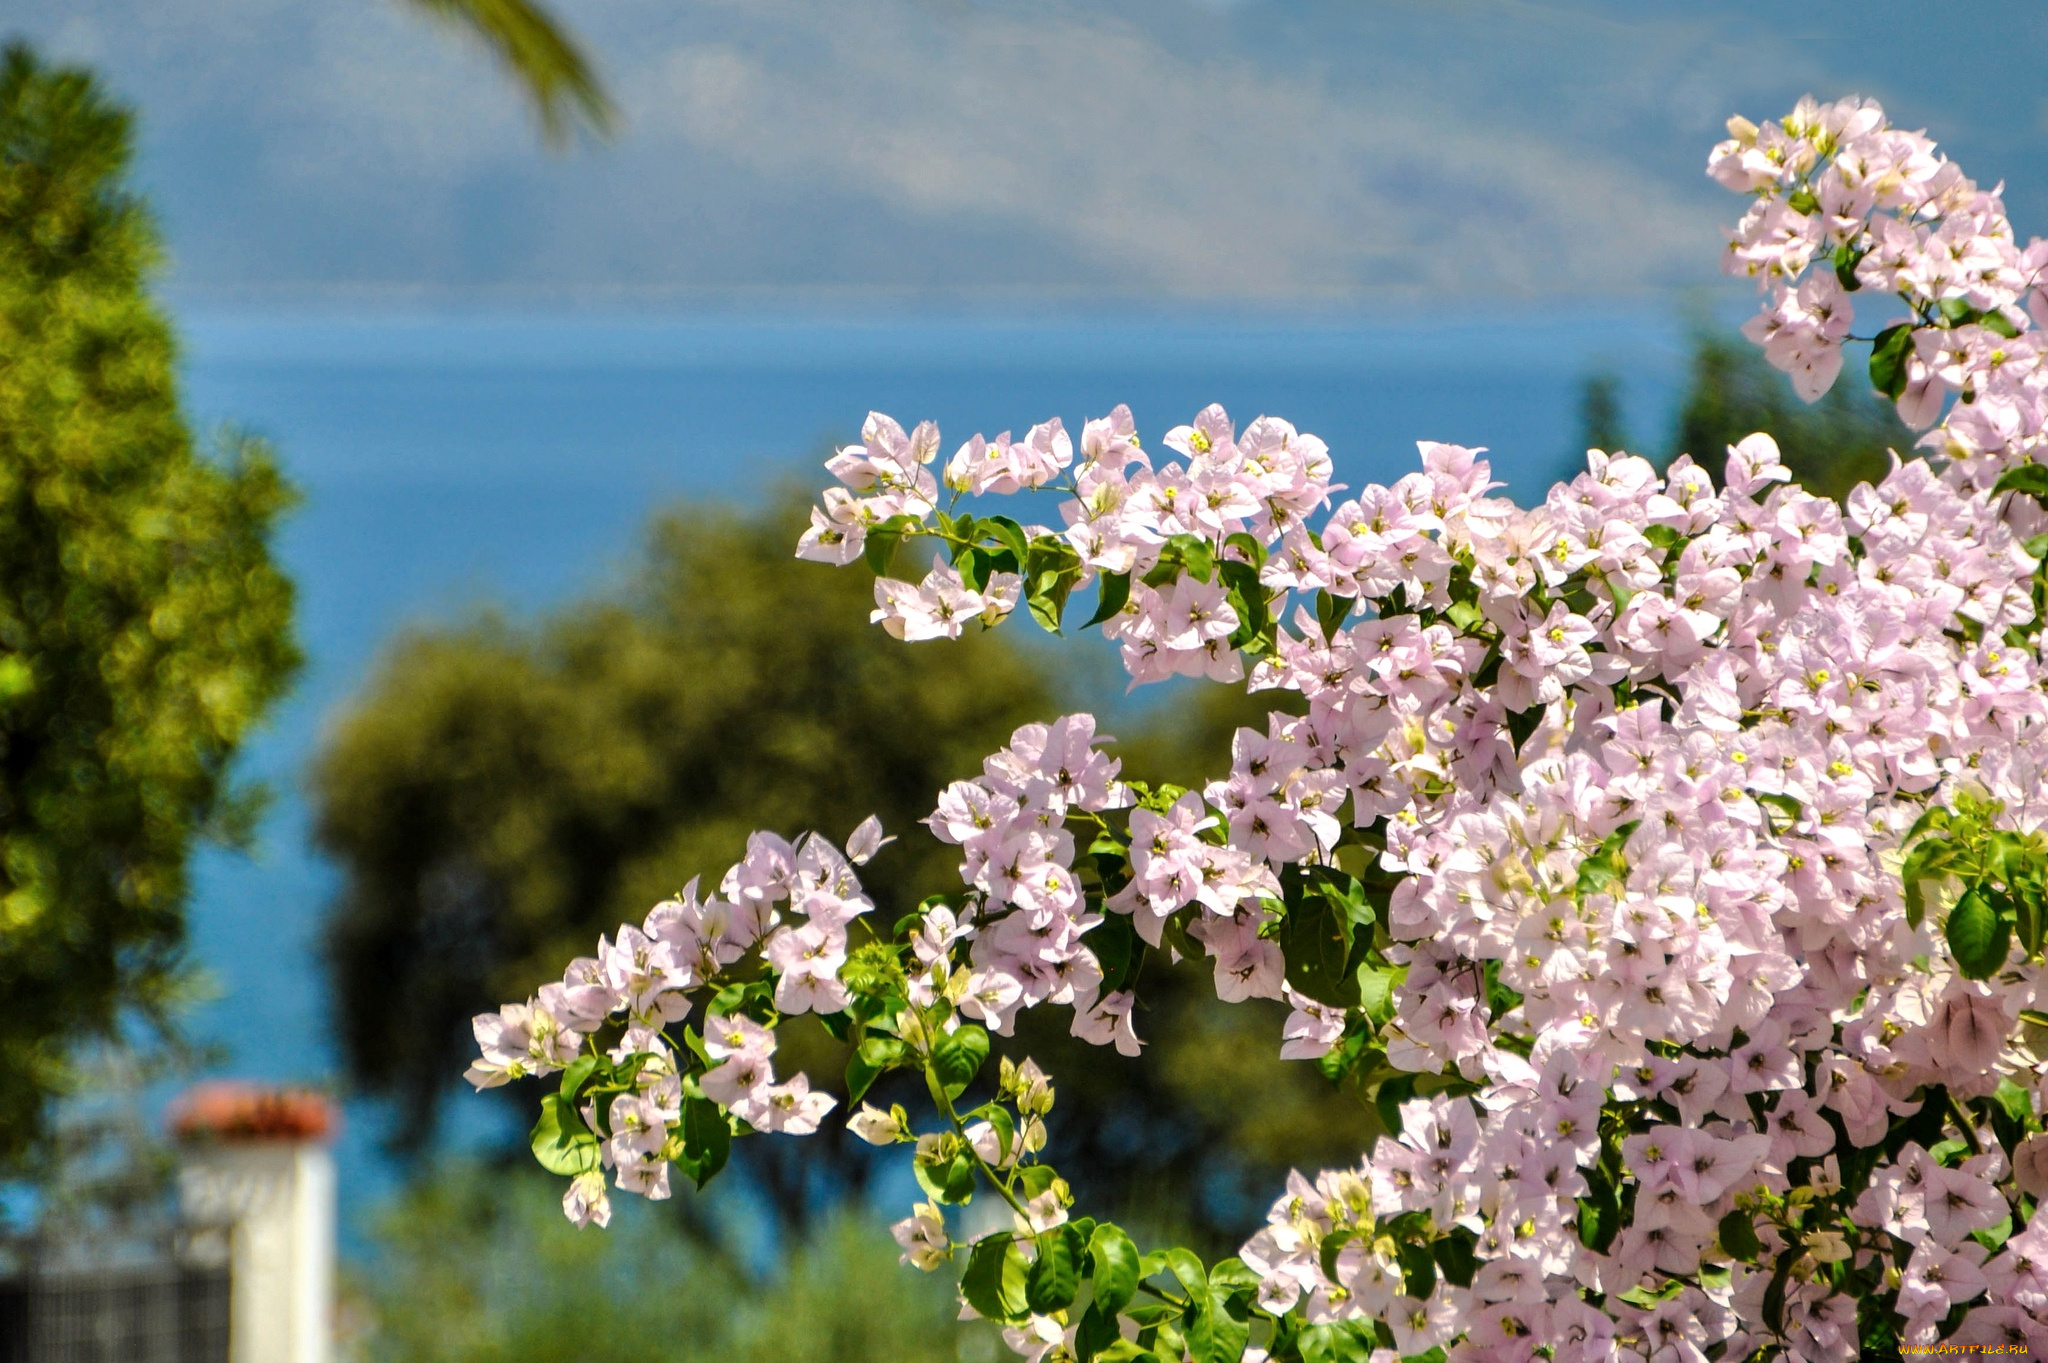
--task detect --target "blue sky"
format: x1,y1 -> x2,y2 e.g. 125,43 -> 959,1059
8,0 -> 2047,305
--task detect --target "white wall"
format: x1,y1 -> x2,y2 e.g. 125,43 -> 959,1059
179,1141 -> 334,1363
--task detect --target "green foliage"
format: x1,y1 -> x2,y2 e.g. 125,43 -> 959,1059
1576,327 -> 1915,504
399,0 -> 616,146
0,43 -> 299,1163
1576,369 -> 1631,455
354,1168 -> 964,1363
314,500 -> 1052,1149
1901,789 -> 2046,979
315,495 -> 1373,1245
1663,328 -> 1912,502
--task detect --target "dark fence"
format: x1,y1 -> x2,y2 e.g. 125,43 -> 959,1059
0,1263 -> 229,1363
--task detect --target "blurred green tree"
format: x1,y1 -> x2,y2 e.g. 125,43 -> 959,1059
315,504 -> 1052,1181
314,507 -> 1373,1246
1579,327 -> 1912,501
1577,369 -> 1632,456
355,1166 -> 967,1363
0,44 -> 299,1165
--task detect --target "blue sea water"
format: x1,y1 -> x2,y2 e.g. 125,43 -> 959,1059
169,305 -> 1691,1245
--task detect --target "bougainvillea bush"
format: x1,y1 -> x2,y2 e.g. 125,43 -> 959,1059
466,100 -> 2048,1362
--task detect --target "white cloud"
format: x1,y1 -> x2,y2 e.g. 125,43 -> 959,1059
8,0 -> 2034,302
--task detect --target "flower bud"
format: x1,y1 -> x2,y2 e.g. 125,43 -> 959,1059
848,1101 -> 909,1146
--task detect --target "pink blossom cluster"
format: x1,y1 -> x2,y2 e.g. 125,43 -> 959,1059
480,94 -> 2048,1363
1084,406 -> 1338,684
790,402 -> 2048,1353
796,412 -> 941,565
781,116 -> 2048,1346
464,819 -> 890,1222
920,714 -> 1145,1054
799,402 -> 1340,661
1217,432 -> 2048,1355
1716,95 -> 2048,479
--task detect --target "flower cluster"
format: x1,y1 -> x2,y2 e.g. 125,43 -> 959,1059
464,819 -> 889,1223
1715,95 -> 2048,487
922,714 -> 1146,1054
476,96 -> 2048,1363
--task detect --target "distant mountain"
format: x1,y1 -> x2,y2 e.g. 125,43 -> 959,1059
8,0 -> 2044,303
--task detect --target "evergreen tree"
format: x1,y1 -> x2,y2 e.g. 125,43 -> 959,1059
1575,328 -> 1912,503
313,506 -> 1372,1246
1669,329 -> 1908,501
314,503 -> 1054,1166
1575,369 -> 1632,456
0,43 -> 300,1165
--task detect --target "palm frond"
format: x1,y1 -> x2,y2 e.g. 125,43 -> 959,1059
399,0 -> 617,147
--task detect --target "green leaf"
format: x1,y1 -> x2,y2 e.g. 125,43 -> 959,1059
1092,1344 -> 1156,1363
1314,590 -> 1355,638
1504,703 -> 1544,755
1089,912 -> 1142,994
530,1093 -> 601,1176
1187,1291 -> 1250,1363
2014,878 -> 2044,958
1027,561 -> 1081,635
847,1034 -> 908,1104
1787,187 -> 1820,216
1163,1247 -> 1207,1301
1574,821 -> 1637,903
1901,840 -> 1949,930
1168,534 -> 1215,583
1089,1223 -> 1143,1316
863,524 -> 904,574
1374,1074 -> 1415,1139
1017,1164 -> 1060,1200
1356,964 -> 1404,1025
1717,1208 -> 1762,1262
1084,571 -> 1133,628
680,1094 -> 731,1189
1577,1167 -> 1620,1253
963,1234 -> 1030,1323
1993,1078 -> 2035,1125
1296,1324 -> 1374,1363
1223,531 -> 1267,569
1939,297 -> 1979,326
1761,1247 -> 1799,1336
1280,882 -> 1358,1007
1947,888 -> 2012,980
1396,1241 -> 1436,1299
985,516 -> 1032,564
402,0 -> 619,147
1431,1231 -> 1476,1288
557,1053 -> 602,1101
1315,1029 -> 1376,1087
1077,1303 -> 1123,1363
1027,1226 -> 1084,1313
1318,1228 -> 1357,1286
1206,1258 -> 1258,1297
1833,241 -> 1865,292
1219,558 -> 1271,651
1994,464 -> 2048,502
931,1025 -> 991,1099
1869,323 -> 1915,400
943,1151 -> 978,1202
